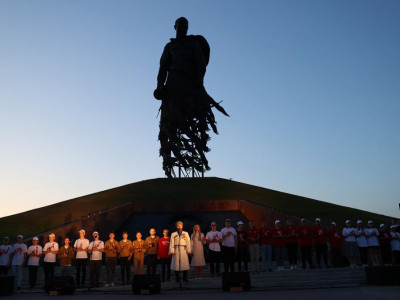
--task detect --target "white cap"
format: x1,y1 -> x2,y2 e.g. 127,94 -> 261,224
92,231 -> 99,236
368,220 -> 373,224
49,233 -> 55,238
237,221 -> 244,225
391,225 -> 397,229
17,235 -> 23,239
315,218 -> 321,222
345,220 -> 351,224
79,229 -> 85,234
331,222 -> 336,226
33,237 -> 39,241
380,224 -> 385,228
301,218 -> 306,222
275,220 -> 281,224
211,222 -> 216,226
357,220 -> 363,224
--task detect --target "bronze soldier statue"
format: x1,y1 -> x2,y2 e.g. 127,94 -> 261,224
154,17 -> 229,178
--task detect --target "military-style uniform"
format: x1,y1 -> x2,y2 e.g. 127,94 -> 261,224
145,236 -> 160,274
133,239 -> 146,274
119,239 -> 133,283
104,239 -> 120,285
57,245 -> 75,276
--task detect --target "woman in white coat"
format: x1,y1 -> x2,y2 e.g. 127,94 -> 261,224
169,221 -> 192,282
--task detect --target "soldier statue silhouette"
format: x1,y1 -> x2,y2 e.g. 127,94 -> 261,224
154,17 -> 229,178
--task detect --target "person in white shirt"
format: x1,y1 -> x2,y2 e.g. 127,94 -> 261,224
11,235 -> 27,292
27,237 -> 42,289
220,219 -> 237,272
43,233 -> 59,286
88,232 -> 104,288
0,237 -> 12,276
74,229 -> 90,288
206,222 -> 222,277
342,220 -> 360,267
365,220 -> 380,266
355,220 -> 368,266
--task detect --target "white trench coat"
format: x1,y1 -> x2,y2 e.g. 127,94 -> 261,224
169,231 -> 192,271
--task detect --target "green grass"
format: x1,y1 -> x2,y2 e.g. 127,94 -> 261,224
0,177 -> 392,239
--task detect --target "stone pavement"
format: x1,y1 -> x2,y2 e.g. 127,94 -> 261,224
4,286 -> 400,300
4,265 -> 400,299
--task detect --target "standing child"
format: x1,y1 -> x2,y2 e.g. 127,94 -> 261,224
43,234 -> 59,287
27,237 -> 42,289
206,222 -> 222,277
74,229 -> 90,288
88,231 -> 104,288
390,225 -> 400,264
0,237 -> 13,275
58,237 -> 75,276
145,228 -> 159,274
119,231 -> 133,285
158,229 -> 172,282
104,231 -> 120,287
133,232 -> 146,275
11,235 -> 27,292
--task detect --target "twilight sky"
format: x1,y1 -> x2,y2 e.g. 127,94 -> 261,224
1,0 -> 399,219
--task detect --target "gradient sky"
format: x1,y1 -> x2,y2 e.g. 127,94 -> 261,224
1,0 -> 399,219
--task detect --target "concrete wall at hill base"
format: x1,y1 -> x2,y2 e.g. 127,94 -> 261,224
32,199 -> 303,243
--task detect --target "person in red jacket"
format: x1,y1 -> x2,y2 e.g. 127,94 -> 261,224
247,221 -> 260,273
297,219 -> 315,269
327,222 -> 342,267
271,220 -> 286,271
259,221 -> 272,272
285,220 -> 298,270
314,218 -> 330,268
379,224 -> 391,265
158,229 -> 172,282
236,221 -> 248,272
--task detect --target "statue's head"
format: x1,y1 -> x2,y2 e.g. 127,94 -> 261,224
174,17 -> 188,38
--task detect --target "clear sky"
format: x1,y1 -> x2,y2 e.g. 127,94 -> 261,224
1,0 -> 399,219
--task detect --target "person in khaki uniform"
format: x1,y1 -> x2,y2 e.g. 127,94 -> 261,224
57,237 -> 75,276
145,228 -> 160,274
119,232 -> 133,285
104,231 -> 120,287
133,232 -> 146,274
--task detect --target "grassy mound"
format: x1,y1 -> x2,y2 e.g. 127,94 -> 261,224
0,177 -> 391,239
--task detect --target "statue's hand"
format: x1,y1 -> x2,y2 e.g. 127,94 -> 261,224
154,86 -> 166,100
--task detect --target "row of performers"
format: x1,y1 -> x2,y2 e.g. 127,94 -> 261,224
1,218 -> 400,291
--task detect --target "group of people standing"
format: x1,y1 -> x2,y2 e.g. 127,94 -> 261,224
1,218 -> 399,292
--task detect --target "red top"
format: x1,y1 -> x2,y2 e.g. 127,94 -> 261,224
314,226 -> 328,244
285,227 -> 297,243
379,230 -> 391,245
327,229 -> 342,249
259,228 -> 271,244
247,227 -> 259,245
271,228 -> 286,247
157,237 -> 172,258
237,230 -> 248,249
297,226 -> 313,247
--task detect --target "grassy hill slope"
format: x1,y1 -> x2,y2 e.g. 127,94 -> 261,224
0,177 -> 391,238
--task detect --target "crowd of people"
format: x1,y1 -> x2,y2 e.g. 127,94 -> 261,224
0,218 -> 399,292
